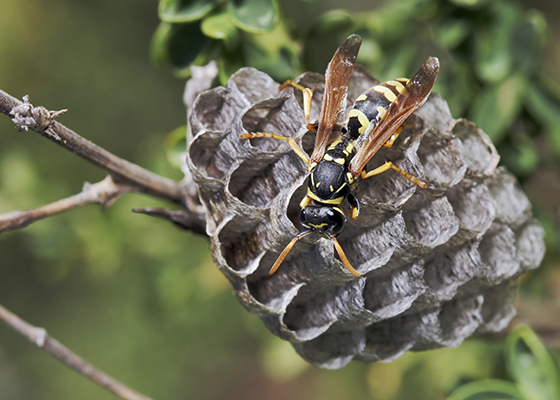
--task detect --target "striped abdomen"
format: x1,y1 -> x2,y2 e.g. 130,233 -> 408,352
347,79 -> 409,140
307,138 -> 355,206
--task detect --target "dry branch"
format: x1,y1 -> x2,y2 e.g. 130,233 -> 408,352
0,176 -> 130,233
0,303 -> 155,400
0,90 -> 182,202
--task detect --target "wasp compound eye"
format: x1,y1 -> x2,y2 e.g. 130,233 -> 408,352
188,53 -> 544,368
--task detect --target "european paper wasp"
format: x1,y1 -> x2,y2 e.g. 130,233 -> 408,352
240,34 -> 440,277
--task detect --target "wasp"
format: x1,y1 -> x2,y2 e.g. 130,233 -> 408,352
240,34 -> 439,277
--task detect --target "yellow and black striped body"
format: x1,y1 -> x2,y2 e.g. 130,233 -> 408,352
307,138 -> 356,207
302,138 -> 358,235
347,79 -> 409,140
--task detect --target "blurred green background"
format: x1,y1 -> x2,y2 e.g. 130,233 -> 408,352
1,0 -> 560,399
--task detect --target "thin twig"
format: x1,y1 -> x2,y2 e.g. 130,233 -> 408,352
133,207 -> 206,235
0,176 -> 130,233
0,89 -> 182,202
0,303 -> 155,400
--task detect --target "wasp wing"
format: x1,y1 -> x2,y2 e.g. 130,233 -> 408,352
310,34 -> 362,163
348,57 -> 440,177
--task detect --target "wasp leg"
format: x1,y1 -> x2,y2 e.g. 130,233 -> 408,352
347,193 -> 360,220
239,132 -> 310,165
361,161 -> 426,188
279,80 -> 316,132
299,195 -> 312,208
269,230 -> 313,275
327,232 -> 360,277
383,126 -> 402,148
383,122 -> 416,148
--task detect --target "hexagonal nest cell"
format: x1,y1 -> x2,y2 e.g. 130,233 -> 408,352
186,67 -> 545,368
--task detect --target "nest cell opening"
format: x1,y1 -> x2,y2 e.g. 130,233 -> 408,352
423,241 -> 480,300
228,159 -> 281,209
417,129 -> 466,186
402,197 -> 460,248
437,295 -> 483,346
446,182 -> 495,235
217,217 -> 266,273
193,88 -> 241,132
477,225 -> 520,282
189,134 -> 233,180
363,262 -> 426,319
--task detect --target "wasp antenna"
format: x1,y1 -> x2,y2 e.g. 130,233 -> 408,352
328,233 -> 361,277
269,231 -> 313,275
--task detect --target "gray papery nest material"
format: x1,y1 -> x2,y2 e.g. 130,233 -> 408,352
186,66 -> 545,369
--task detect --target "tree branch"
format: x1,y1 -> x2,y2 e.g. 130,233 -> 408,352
133,207 -> 206,236
0,303 -> 155,400
0,90 -> 183,203
0,176 -> 131,233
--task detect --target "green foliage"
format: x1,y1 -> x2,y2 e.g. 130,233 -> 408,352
153,0 -> 557,167
152,0 -> 295,82
154,0 -> 560,253
448,326 -> 560,400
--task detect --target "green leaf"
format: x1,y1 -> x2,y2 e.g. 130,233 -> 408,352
525,79 -> 560,130
525,82 -> 560,156
447,379 -> 526,400
159,0 -> 219,23
201,8 -> 238,44
246,20 -> 301,81
506,326 -> 560,400
304,10 -> 355,73
469,75 -> 526,144
500,131 -> 540,177
511,10 -> 547,75
151,22 -> 174,65
473,2 -> 518,84
434,18 -> 472,50
227,0 -> 279,33
150,21 -> 211,71
436,61 -> 476,118
167,22 -> 211,70
217,44 -> 245,85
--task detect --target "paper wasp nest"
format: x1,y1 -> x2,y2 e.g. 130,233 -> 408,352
186,67 -> 545,368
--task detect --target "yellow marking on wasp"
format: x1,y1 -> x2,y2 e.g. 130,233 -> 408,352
347,172 -> 355,185
386,80 -> 406,93
340,142 -> 354,157
349,109 -> 369,134
333,207 -> 344,215
374,85 -> 397,102
316,181 -> 321,188
328,138 -> 342,150
309,223 -> 329,229
377,106 -> 387,119
334,158 -> 345,165
334,182 -> 347,194
299,195 -> 312,208
351,206 -> 359,220
329,185 -> 334,192
307,189 -> 344,204
309,162 -> 317,172
356,93 -> 368,102
324,154 -> 334,162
